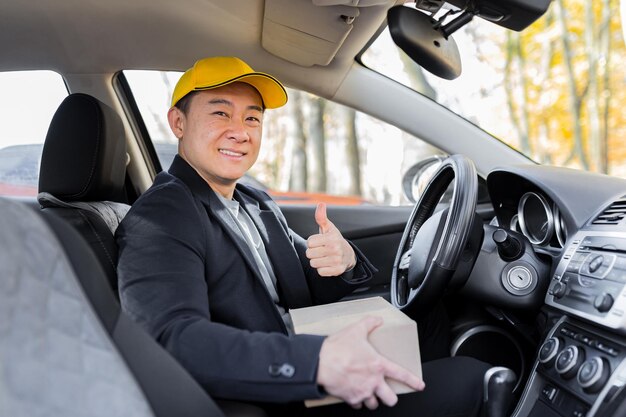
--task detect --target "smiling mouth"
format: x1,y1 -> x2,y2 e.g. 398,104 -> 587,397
219,149 -> 245,157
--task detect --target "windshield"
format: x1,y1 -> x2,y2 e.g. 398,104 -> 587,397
362,1 -> 626,176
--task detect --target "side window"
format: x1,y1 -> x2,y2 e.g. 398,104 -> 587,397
124,70 -> 445,206
0,71 -> 68,198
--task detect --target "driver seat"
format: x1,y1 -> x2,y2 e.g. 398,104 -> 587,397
38,93 -> 130,296
34,93 -> 265,417
0,196 -> 226,417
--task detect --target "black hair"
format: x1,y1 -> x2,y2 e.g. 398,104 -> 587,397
174,91 -> 199,115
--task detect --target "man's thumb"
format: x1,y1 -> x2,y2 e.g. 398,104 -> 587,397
315,202 -> 331,233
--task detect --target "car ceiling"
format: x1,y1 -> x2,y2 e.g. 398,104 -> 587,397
0,0 -> 401,98
0,0 -> 533,179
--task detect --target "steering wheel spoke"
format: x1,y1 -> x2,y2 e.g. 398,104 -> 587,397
397,273 -> 409,305
398,249 -> 411,270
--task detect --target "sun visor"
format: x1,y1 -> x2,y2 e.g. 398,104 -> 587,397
262,0 -> 360,66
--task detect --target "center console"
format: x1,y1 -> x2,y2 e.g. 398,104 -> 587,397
513,231 -> 626,417
547,232 -> 626,330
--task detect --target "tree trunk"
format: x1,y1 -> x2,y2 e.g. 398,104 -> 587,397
308,96 -> 327,192
556,0 -> 589,169
585,0 -> 602,172
537,9 -> 555,163
288,90 -> 308,191
504,32 -> 531,155
345,107 -> 362,196
599,0 -> 612,174
516,33 -> 531,155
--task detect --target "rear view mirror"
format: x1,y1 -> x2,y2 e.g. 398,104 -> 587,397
387,6 -> 461,80
387,1 -> 552,80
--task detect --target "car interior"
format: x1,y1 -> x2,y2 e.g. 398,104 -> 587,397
2,0 -> 626,416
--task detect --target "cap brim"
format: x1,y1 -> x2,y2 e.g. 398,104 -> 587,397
195,72 -> 288,109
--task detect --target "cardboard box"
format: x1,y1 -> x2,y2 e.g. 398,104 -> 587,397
290,296 -> 421,407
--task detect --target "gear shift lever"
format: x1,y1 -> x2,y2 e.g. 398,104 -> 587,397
481,367 -> 517,417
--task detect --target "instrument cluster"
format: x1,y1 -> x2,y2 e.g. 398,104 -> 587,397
510,191 -> 567,248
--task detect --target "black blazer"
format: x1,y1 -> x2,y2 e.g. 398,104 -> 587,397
117,156 -> 376,403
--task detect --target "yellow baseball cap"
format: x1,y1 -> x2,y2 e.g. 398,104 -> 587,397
171,56 -> 288,109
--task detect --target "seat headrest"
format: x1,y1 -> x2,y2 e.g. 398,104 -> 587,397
39,93 -> 128,203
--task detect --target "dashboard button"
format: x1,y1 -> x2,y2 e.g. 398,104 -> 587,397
556,345 -> 585,379
578,276 -> 595,287
539,337 -> 561,366
552,282 -> 568,299
541,385 -> 557,402
589,255 -> 604,273
577,357 -> 610,393
615,256 -> 626,269
594,293 -> 614,313
578,359 -> 598,383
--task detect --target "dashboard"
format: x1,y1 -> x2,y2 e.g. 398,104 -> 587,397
483,165 -> 626,417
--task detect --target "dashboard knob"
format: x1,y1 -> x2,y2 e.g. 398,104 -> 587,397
538,337 -> 562,366
552,281 -> 568,299
577,357 -> 610,393
588,254 -> 605,273
555,345 -> 585,379
594,293 -> 614,313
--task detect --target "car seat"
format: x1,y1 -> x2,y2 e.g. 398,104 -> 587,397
35,93 -> 266,417
0,196 -> 227,417
38,93 -> 130,296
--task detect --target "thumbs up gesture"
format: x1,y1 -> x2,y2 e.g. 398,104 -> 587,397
306,203 -> 357,277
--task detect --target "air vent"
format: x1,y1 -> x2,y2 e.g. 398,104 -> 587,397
593,198 -> 626,225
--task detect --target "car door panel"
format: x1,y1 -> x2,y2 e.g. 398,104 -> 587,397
281,203 -> 495,301
281,205 -> 411,300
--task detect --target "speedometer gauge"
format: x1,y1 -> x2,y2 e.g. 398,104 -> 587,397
518,192 -> 554,245
510,214 -> 520,232
553,204 -> 567,247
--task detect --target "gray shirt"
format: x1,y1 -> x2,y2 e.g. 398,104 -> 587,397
217,193 -> 295,334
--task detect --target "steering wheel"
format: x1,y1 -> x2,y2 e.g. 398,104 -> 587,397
391,154 -> 478,315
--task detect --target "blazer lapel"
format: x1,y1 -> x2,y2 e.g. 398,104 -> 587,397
236,190 -> 312,309
168,156 -> 266,287
169,155 -> 312,309
205,192 -> 261,274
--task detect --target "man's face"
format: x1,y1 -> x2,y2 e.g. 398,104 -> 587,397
169,82 -> 264,191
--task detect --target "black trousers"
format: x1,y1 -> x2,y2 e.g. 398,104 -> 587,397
265,304 -> 492,417
289,355 -> 491,417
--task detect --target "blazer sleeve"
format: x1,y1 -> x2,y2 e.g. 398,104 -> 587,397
116,181 -> 325,403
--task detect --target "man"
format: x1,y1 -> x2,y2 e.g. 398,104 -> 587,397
117,56 -> 490,415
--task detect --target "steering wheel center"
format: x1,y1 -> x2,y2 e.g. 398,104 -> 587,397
408,209 -> 447,288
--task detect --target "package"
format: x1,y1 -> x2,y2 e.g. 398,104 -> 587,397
290,296 -> 422,407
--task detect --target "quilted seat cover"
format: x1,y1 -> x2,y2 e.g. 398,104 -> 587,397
0,198 -> 154,417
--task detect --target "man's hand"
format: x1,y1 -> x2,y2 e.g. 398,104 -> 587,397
306,203 -> 356,276
317,316 -> 425,409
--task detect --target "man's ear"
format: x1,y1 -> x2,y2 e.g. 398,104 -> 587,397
167,107 -> 185,140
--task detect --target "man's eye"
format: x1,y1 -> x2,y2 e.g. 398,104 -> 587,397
213,111 -> 228,117
247,116 -> 261,123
